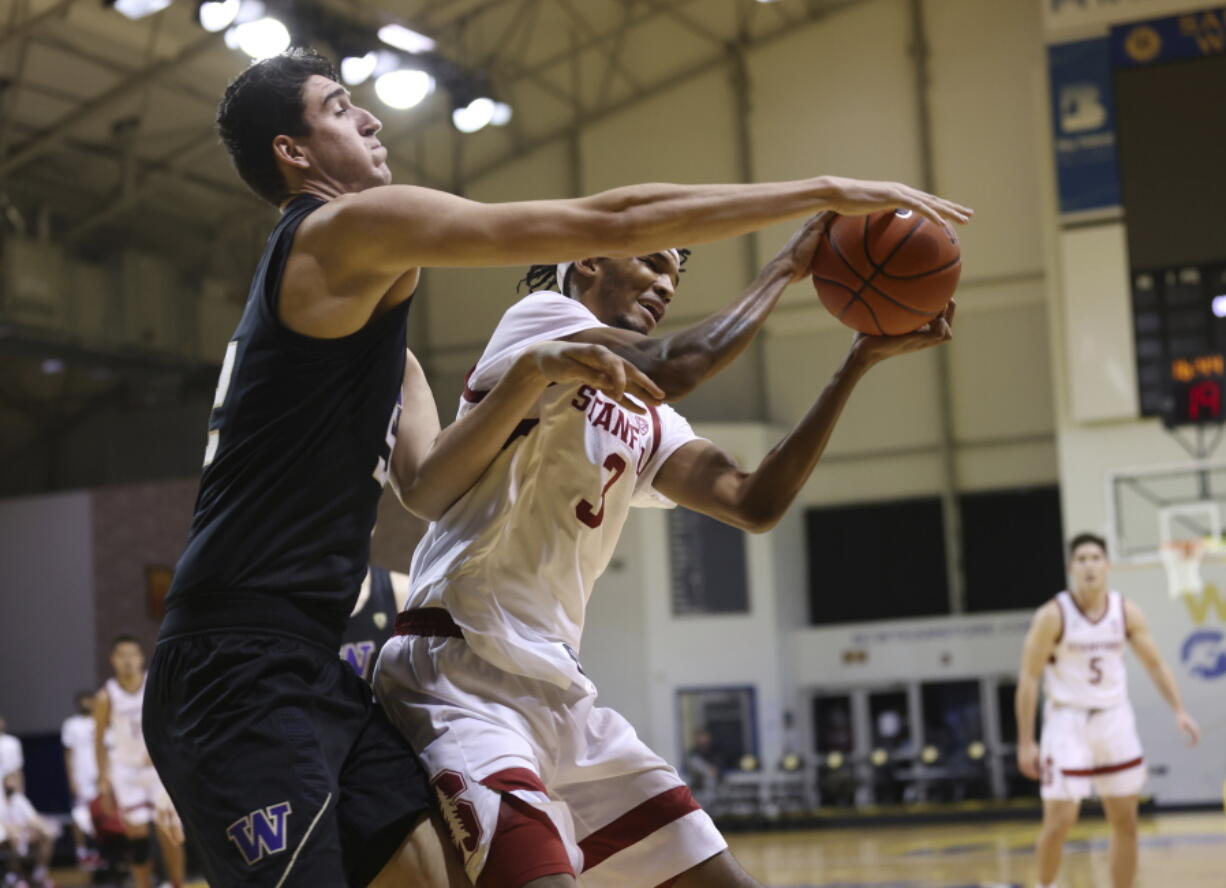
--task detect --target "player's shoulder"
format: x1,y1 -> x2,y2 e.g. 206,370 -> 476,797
1032,597 -> 1064,632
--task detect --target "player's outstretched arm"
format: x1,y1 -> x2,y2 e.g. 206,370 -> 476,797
391,343 -> 664,520
564,212 -> 834,399
651,305 -> 954,533
1015,602 -> 1061,780
323,177 -> 970,274
1125,600 -> 1200,745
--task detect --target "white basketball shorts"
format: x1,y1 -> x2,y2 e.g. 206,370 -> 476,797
375,622 -> 726,888
110,760 -> 165,826
1040,700 -> 1146,801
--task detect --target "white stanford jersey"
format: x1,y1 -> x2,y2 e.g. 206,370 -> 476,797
1044,590 -> 1130,710
405,291 -> 700,689
61,714 -> 97,795
105,677 -> 152,768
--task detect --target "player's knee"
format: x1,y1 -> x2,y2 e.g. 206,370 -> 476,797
128,834 -> 152,865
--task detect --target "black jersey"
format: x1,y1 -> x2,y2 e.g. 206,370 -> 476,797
340,566 -> 398,682
163,195 -> 411,647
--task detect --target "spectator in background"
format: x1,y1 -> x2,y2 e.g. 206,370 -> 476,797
0,713 -> 58,888
686,728 -> 726,804
62,691 -> 101,871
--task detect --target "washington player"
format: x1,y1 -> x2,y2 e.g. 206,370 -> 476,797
374,212 -> 959,888
1015,533 -> 1200,888
342,566 -> 409,683
95,636 -> 186,888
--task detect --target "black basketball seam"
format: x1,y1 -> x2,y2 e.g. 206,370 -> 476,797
813,276 -> 886,335
854,293 -> 886,336
826,226 -> 944,319
877,256 -> 962,280
829,216 -> 923,297
861,213 -> 924,272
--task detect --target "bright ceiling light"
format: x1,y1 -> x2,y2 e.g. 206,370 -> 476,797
198,0 -> 241,31
1213,295 -> 1226,318
340,52 -> 379,86
490,101 -> 512,126
110,0 -> 173,20
233,16 -> 291,60
452,97 -> 495,133
374,69 -> 435,110
378,23 -> 436,54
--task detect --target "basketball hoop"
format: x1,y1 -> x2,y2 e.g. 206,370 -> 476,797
1160,537 -> 1206,599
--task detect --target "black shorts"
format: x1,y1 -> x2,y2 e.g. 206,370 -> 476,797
144,631 -> 432,887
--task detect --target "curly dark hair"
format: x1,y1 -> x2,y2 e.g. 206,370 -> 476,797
216,48 -> 338,206
517,249 -> 692,295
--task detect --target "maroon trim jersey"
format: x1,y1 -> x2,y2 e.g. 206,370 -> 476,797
1044,590 -> 1130,709
405,291 -> 700,689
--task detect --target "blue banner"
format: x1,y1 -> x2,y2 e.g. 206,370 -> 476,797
1112,6 -> 1226,67
1048,37 -> 1121,215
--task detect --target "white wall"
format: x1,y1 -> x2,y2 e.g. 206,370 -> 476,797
0,491 -> 96,734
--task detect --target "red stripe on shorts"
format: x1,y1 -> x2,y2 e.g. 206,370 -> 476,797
1061,755 -> 1144,777
578,785 -> 700,871
395,608 -> 463,638
478,768 -> 573,888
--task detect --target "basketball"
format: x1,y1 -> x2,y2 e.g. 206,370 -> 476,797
812,209 -> 961,336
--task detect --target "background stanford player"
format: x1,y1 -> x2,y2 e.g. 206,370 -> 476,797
375,212 -> 960,888
1015,532 -> 1200,888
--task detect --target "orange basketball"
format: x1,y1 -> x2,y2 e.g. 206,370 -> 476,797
811,209 -> 961,336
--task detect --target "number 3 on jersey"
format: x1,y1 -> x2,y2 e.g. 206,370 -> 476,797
575,453 -> 627,528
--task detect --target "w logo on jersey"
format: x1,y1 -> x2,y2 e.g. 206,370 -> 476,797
226,802 -> 292,866
340,640 -> 378,681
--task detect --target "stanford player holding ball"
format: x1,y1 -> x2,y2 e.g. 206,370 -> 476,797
374,210 -> 963,888
1015,533 -> 1200,888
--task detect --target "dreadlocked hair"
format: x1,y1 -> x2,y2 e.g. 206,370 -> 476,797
516,249 -> 692,295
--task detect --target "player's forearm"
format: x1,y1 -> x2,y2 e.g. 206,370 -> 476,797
1015,675 -> 1040,744
581,178 -> 834,257
730,351 -> 872,532
628,258 -> 794,399
396,354 -> 549,521
1148,662 -> 1188,714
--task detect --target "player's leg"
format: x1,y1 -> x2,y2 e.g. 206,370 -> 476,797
120,821 -> 154,888
1100,794 -> 1139,888
1035,799 -> 1080,886
367,813 -> 472,887
149,770 -> 186,887
554,701 -> 736,888
1035,707 -> 1089,887
374,634 -> 577,888
1089,702 -> 1146,888
671,849 -> 762,887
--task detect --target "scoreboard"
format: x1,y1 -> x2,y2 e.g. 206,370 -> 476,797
1130,263 -> 1226,427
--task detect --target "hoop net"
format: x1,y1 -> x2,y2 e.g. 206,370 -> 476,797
1160,537 -> 1206,599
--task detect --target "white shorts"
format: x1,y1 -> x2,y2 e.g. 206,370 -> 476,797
111,761 -> 165,827
2,793 -> 61,853
375,631 -> 727,888
1040,701 -> 1146,801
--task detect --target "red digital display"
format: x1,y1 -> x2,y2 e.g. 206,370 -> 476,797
1166,354 -> 1226,428
1186,379 -> 1223,422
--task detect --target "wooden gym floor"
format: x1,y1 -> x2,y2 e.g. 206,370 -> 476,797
51,811 -> 1223,886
